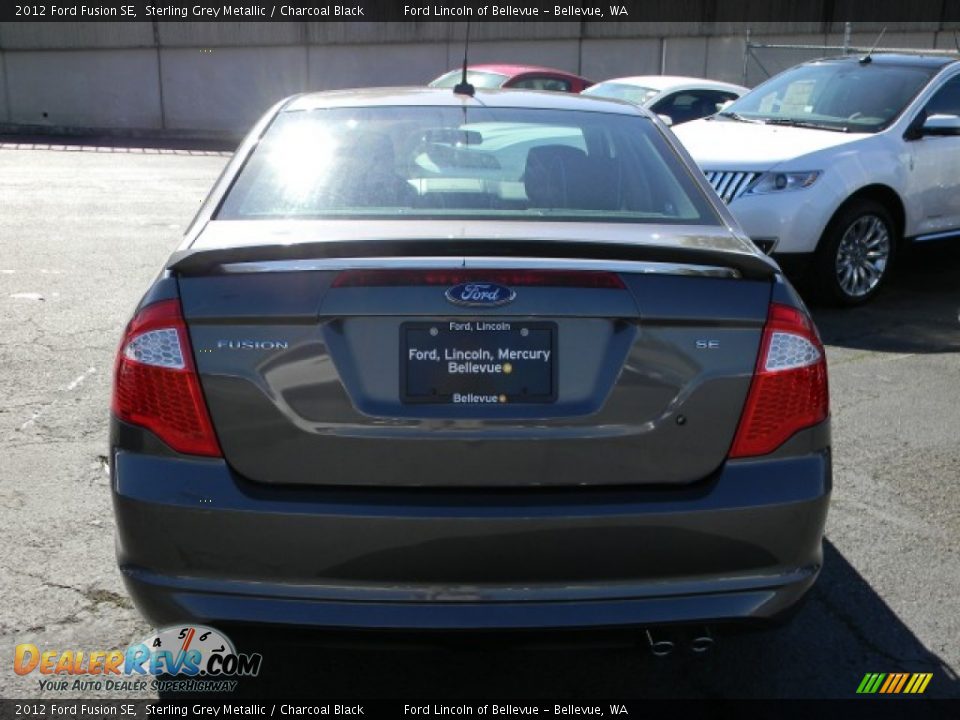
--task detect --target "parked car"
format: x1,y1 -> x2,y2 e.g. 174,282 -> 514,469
674,53 -> 960,305
582,75 -> 747,125
429,63 -> 593,92
112,87 -> 831,640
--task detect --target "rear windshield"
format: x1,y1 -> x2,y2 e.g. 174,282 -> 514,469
429,71 -> 508,89
216,106 -> 719,225
582,82 -> 659,105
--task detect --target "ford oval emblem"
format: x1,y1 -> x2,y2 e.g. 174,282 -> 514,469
445,282 -> 517,308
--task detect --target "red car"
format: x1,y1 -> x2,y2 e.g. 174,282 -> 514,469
429,64 -> 593,93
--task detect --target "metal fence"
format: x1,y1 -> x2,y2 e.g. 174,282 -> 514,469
742,22 -> 959,86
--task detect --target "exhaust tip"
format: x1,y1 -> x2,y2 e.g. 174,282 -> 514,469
645,629 -> 675,657
690,627 -> 715,654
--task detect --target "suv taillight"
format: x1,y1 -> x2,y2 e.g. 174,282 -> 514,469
729,303 -> 829,458
112,299 -> 221,457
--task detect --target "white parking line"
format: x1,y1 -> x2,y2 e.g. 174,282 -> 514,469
19,367 -> 97,430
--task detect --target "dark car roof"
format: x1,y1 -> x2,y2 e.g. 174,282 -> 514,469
811,52 -> 958,69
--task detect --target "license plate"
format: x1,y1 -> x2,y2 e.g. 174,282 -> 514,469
402,321 -> 556,404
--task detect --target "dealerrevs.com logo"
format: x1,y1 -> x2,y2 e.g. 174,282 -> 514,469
14,625 -> 262,694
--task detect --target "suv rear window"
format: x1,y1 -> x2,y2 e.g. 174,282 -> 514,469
216,106 -> 719,225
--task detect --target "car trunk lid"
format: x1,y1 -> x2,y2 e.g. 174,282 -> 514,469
176,221 -> 773,488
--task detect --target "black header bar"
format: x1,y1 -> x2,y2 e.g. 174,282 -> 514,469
1,0 -> 958,23
1,699 -> 959,720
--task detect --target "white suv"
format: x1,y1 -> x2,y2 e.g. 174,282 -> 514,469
674,53 -> 960,305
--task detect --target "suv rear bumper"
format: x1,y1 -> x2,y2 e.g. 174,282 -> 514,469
112,441 -> 830,630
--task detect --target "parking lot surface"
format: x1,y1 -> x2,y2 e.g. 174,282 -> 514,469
0,146 -> 957,699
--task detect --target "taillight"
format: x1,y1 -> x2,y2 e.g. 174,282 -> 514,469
332,269 -> 625,289
729,303 -> 829,458
112,299 -> 221,457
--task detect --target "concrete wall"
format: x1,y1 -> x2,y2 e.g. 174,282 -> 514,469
309,42 -> 447,91
161,46 -> 308,131
580,38 -> 662,80
0,21 -> 956,136
4,49 -> 162,128
0,51 -> 8,122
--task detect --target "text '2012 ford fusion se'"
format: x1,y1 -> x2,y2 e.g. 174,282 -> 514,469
110,88 -> 831,636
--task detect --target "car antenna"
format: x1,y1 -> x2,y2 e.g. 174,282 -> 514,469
859,26 -> 886,64
453,21 -> 475,97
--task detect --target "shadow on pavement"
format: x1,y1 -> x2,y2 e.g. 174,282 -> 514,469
161,541 -> 958,700
813,241 -> 960,354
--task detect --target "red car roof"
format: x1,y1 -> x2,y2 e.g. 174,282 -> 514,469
469,64 -> 588,80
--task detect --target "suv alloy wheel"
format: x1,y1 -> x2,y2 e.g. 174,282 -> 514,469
813,199 -> 896,306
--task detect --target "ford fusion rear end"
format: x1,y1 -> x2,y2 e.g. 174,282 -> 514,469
110,90 -> 830,631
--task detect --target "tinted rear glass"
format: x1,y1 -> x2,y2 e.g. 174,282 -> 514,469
582,82 -> 659,105
217,106 -> 719,225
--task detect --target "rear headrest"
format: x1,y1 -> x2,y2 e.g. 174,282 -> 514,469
338,132 -> 396,166
523,145 -> 589,208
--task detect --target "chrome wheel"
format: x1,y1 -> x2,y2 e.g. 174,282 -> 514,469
835,214 -> 891,298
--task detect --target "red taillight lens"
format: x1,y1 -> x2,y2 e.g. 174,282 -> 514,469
112,299 -> 221,457
729,303 -> 829,459
332,269 -> 625,289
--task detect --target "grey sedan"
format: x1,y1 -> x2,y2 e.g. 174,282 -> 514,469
110,88 -> 830,643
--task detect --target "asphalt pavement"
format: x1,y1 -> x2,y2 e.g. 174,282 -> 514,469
0,145 -> 957,700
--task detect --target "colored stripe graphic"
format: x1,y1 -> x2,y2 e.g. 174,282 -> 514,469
857,672 -> 932,694
879,674 -> 897,693
894,673 -> 910,693
856,673 -> 885,694
906,673 -> 933,694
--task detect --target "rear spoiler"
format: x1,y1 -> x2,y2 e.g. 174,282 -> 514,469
168,238 -> 780,281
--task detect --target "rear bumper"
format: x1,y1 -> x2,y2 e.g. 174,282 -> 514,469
112,444 -> 831,630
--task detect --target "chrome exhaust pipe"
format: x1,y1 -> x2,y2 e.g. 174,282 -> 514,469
690,627 -> 715,654
645,629 -> 675,657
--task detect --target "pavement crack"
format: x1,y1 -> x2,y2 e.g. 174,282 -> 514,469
81,588 -> 134,611
3,566 -> 135,617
